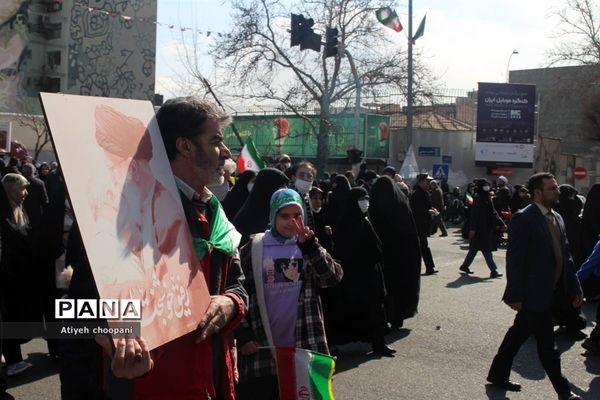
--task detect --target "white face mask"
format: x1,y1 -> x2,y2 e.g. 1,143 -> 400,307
483,185 -> 490,192
247,182 -> 254,192
282,162 -> 291,170
358,199 -> 370,214
295,179 -> 312,195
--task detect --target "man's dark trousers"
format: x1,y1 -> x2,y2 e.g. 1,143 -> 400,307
418,234 -> 436,273
488,309 -> 570,395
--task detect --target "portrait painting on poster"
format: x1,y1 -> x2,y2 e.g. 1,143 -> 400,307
39,93 -> 211,350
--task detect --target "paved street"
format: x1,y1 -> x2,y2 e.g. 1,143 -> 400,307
6,227 -> 600,399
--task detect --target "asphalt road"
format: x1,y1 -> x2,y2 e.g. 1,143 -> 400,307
6,227 -> 600,399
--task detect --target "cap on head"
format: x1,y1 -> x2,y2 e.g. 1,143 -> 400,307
382,166 -> 396,176
416,173 -> 434,182
498,175 -> 508,184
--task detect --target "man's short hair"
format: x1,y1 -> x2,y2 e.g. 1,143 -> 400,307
156,97 -> 232,162
22,162 -> 35,177
527,172 -> 555,195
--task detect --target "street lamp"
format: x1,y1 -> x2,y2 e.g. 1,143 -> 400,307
506,49 -> 518,83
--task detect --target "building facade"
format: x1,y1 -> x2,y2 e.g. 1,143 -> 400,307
511,65 -> 600,193
0,0 -> 157,115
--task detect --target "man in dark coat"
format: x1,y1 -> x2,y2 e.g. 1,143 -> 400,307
487,173 -> 583,400
410,173 -> 438,275
429,179 -> 448,237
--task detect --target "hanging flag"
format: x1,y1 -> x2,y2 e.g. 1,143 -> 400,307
412,14 -> 427,42
275,347 -> 336,400
375,7 -> 403,32
236,137 -> 266,173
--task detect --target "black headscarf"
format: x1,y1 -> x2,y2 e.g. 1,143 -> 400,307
327,175 -> 351,229
221,170 -> 256,220
232,168 -> 289,246
581,183 -> 600,261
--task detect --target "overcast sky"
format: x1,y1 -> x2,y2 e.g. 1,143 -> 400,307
155,0 -> 569,97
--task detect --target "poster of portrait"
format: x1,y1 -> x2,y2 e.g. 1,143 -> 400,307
39,93 -> 211,350
0,121 -> 11,153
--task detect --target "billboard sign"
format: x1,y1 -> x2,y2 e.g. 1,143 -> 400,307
476,82 -> 535,168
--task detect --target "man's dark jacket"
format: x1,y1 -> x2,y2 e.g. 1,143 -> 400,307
503,204 -> 582,312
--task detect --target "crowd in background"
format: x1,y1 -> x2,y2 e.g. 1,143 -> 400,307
2,143 -> 600,399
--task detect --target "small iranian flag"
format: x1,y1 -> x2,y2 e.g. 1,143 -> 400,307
236,137 -> 266,173
275,347 -> 336,400
465,192 -> 474,206
375,7 -> 403,32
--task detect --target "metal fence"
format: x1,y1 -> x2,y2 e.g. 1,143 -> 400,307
226,87 -> 478,130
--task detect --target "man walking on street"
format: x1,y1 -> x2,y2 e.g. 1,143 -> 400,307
429,180 -> 448,237
410,174 -> 438,275
487,172 -> 584,400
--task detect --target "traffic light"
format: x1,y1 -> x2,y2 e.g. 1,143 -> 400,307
290,13 -> 321,52
324,27 -> 338,58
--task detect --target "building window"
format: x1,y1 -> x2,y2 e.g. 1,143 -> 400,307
47,51 -> 61,67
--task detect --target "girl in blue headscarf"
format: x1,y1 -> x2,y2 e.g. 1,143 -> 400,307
235,188 -> 342,400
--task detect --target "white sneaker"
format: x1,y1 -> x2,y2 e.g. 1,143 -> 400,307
6,361 -> 32,376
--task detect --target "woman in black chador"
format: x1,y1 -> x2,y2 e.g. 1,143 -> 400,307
369,176 -> 421,328
221,170 -> 256,220
580,184 -> 600,265
555,184 -> 583,266
232,168 -> 289,246
332,187 -> 395,356
458,178 -> 505,277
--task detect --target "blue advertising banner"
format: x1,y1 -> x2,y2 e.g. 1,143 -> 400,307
475,82 -> 535,168
418,146 -> 440,157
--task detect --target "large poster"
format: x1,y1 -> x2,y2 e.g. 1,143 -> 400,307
223,113 -> 391,159
475,82 -> 536,168
0,121 -> 11,153
40,93 -> 211,350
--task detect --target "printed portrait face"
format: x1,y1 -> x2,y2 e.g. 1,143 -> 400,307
274,258 -> 303,283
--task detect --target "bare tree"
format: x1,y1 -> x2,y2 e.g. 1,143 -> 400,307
13,112 -> 51,161
209,0 -> 433,172
548,0 -> 600,65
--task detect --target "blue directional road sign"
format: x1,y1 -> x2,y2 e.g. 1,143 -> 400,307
442,155 -> 452,164
432,164 -> 449,181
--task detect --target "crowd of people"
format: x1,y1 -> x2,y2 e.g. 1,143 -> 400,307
1,97 -> 600,400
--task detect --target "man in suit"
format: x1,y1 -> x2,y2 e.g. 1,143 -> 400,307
487,172 -> 583,400
409,173 -> 438,275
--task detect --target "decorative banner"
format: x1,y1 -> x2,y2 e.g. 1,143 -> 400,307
475,82 -> 536,168
0,121 -> 11,154
68,0 -> 230,38
40,93 -> 211,350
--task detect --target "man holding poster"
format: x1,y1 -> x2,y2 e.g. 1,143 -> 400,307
62,97 -> 248,400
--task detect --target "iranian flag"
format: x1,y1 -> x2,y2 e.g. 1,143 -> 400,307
375,7 -> 403,32
236,136 -> 266,173
275,347 -> 336,400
